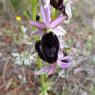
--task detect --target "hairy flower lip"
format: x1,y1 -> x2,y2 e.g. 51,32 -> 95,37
35,32 -> 59,63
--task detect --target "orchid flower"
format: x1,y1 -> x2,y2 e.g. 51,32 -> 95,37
34,31 -> 72,75
29,0 -> 72,75
29,0 -> 67,32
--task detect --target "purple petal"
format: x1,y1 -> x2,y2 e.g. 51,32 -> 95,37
57,61 -> 71,69
50,15 -> 67,28
39,0 -> 48,24
48,64 -> 56,75
43,0 -> 51,22
57,56 -> 72,69
29,21 -> 46,29
44,5 -> 51,22
34,64 -> 56,75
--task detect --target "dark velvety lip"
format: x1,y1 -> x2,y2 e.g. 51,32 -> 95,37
35,32 -> 59,63
50,0 -> 67,16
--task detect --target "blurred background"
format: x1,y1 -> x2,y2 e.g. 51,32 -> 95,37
0,0 -> 95,95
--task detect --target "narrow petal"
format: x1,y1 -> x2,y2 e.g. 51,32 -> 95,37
57,60 -> 71,69
50,15 -> 67,28
39,0 -> 47,24
34,64 -> 56,75
44,5 -> 51,22
48,64 -> 56,75
29,21 -> 46,29
44,0 -> 51,22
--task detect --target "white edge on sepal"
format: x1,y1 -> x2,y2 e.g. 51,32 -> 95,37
64,1 -> 72,24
